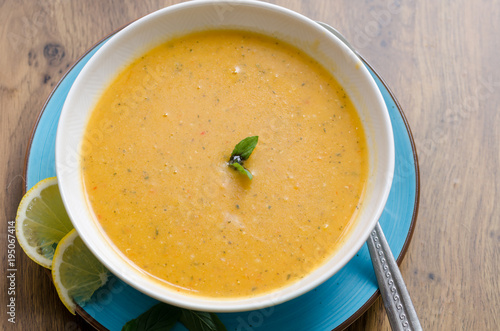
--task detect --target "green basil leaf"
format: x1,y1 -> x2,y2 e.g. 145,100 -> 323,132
228,136 -> 258,179
210,313 -> 228,331
230,136 -> 258,161
179,310 -> 228,331
230,162 -> 253,180
122,303 -> 181,331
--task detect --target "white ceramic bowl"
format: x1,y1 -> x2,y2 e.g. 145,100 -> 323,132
56,0 -> 394,312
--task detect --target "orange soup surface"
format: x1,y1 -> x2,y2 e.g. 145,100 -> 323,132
82,30 -> 368,298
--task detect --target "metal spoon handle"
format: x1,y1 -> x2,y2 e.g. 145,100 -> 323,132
367,222 -> 422,331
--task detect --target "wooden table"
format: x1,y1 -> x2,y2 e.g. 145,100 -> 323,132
1,0 -> 499,330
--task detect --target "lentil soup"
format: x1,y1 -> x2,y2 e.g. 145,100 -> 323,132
81,30 -> 368,298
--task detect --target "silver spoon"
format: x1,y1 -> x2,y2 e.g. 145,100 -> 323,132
317,22 -> 422,331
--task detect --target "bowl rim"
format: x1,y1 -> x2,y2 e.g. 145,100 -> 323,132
55,0 -> 395,312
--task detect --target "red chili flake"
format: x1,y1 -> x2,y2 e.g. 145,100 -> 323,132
201,131 -> 206,135
93,186 -> 98,190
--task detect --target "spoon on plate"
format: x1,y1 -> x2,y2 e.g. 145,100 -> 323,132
317,22 -> 422,331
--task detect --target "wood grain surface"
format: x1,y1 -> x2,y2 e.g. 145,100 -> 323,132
1,0 -> 499,330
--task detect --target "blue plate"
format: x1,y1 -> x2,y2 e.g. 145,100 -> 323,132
25,27 -> 419,331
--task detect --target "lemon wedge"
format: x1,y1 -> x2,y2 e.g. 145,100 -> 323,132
52,229 -> 110,314
15,177 -> 74,268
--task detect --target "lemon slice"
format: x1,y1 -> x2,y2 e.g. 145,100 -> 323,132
52,229 -> 110,314
15,177 -> 74,268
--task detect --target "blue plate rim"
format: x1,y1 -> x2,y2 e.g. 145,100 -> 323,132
22,21 -> 420,331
